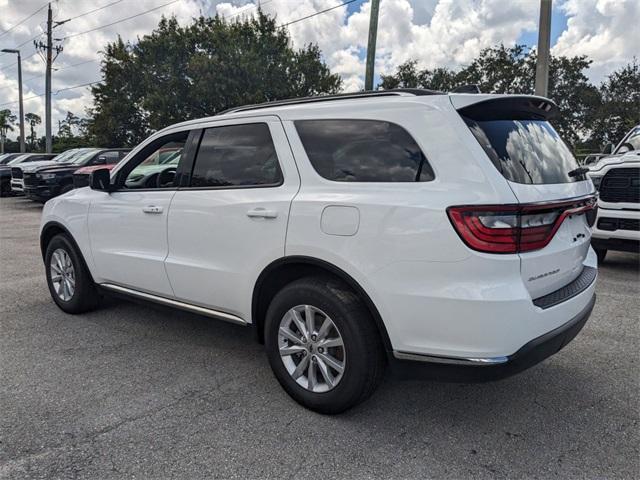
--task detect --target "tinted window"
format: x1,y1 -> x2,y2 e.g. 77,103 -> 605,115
124,138 -> 186,190
464,118 -> 581,184
101,151 -> 121,164
190,123 -> 282,187
295,119 -> 434,182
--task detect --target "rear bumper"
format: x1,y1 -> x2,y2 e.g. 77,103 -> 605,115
390,293 -> 595,382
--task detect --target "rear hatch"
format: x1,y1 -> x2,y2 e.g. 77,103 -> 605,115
452,95 -> 596,299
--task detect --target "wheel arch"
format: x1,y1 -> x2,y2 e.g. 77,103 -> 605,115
251,256 -> 393,351
40,221 -> 95,283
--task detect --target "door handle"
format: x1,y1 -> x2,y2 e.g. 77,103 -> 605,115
247,208 -> 278,219
142,205 -> 163,214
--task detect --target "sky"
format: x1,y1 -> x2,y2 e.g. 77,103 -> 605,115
0,0 -> 638,138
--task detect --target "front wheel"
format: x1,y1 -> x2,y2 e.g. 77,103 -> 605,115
45,234 -> 99,313
265,276 -> 386,414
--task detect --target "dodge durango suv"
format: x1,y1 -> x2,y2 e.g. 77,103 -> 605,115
40,90 -> 598,413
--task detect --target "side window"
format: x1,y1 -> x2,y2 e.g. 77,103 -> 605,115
295,119 -> 434,182
120,132 -> 188,190
190,123 -> 283,188
101,151 -> 120,164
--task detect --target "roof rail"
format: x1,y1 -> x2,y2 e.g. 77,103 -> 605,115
219,88 -> 443,115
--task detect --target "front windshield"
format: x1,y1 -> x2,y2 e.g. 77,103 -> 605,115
53,149 -> 80,163
8,155 -> 30,165
616,127 -> 640,153
69,149 -> 100,165
0,154 -> 20,165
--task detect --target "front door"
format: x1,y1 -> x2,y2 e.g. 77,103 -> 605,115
87,130 -> 193,297
165,117 -> 300,319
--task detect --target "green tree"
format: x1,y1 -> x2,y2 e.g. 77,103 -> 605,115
24,113 -> 41,150
379,44 -> 602,148
589,60 -> 640,148
86,37 -> 150,148
0,109 -> 16,154
88,11 -> 341,147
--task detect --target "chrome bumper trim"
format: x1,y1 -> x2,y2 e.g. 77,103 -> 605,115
393,351 -> 509,366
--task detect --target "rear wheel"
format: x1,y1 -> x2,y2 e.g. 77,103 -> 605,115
45,234 -> 99,313
595,248 -> 607,264
265,276 -> 386,414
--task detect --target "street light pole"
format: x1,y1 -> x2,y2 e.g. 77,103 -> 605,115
1,48 -> 25,153
364,0 -> 380,91
535,0 -> 552,97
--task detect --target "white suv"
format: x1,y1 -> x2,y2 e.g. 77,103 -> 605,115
40,90 -> 598,413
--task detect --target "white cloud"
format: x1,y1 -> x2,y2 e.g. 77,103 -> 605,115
1,0 -> 638,141
553,0 -> 640,83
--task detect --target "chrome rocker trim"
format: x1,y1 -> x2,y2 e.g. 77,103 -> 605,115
99,283 -> 247,326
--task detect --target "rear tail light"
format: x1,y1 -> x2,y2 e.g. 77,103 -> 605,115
447,195 -> 597,254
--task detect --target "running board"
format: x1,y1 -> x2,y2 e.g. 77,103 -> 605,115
99,283 -> 247,326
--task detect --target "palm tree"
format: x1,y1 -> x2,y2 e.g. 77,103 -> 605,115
0,109 -> 16,154
25,112 -> 41,150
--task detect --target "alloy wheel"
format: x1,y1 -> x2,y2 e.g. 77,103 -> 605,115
278,305 -> 346,393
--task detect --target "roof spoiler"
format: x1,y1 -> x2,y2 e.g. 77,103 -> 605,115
455,96 -> 559,121
451,84 -> 481,94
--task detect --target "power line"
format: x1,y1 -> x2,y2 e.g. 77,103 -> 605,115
0,51 -> 39,72
62,0 -> 126,23
0,2 -> 48,38
0,79 -> 101,107
280,0 -> 358,28
57,0 -> 182,40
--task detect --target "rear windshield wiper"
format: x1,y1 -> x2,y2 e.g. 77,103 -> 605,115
568,166 -> 590,178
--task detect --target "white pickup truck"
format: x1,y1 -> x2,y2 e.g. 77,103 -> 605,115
588,126 -> 640,261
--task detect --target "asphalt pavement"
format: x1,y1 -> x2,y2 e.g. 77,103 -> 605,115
1,196 -> 638,479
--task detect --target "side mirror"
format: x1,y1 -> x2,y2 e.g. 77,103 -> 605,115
90,168 -> 113,192
602,143 -> 614,154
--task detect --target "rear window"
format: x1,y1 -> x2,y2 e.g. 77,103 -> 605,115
464,117 -> 580,184
295,119 -> 434,182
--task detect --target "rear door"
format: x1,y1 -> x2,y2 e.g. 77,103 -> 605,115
456,96 -> 596,299
164,116 -> 300,319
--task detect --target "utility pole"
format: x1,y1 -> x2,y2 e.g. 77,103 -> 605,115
535,0 -> 552,97
1,49 -> 25,153
364,0 -> 380,91
35,3 -> 65,153
45,3 -> 52,153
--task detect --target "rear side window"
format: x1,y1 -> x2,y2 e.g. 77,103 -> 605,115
295,119 -> 434,182
101,151 -> 121,164
463,117 -> 581,184
190,123 -> 282,188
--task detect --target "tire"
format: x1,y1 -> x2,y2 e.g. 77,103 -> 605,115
595,248 -> 607,264
0,180 -> 11,197
265,275 -> 386,414
45,233 -> 99,313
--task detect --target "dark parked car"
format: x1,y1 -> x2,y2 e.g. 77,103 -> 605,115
22,148 -> 130,201
3,153 -> 58,196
